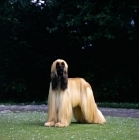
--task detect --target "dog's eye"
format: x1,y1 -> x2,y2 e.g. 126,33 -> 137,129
61,62 -> 65,66
56,62 -> 59,66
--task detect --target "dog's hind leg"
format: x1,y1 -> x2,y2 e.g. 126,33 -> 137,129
80,87 -> 106,124
73,106 -> 87,123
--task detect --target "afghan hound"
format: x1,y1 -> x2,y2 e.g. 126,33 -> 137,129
44,59 -> 106,127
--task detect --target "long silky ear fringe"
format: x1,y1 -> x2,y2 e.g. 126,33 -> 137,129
61,72 -> 68,90
51,72 -> 58,90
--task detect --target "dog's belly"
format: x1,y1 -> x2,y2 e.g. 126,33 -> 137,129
69,91 -> 81,107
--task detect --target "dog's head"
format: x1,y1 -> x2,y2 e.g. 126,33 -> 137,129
50,59 -> 68,90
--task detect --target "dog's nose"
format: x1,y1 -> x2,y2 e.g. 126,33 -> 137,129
59,67 -> 63,72
59,67 -> 63,70
57,66 -> 64,75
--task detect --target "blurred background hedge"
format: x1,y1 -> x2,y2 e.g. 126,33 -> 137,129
0,0 -> 139,103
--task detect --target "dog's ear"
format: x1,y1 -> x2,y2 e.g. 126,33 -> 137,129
51,72 -> 58,90
61,71 -> 68,90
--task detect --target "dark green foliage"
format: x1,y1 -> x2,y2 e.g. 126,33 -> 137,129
0,0 -> 139,102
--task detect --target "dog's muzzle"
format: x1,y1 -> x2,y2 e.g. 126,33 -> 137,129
57,67 -> 64,75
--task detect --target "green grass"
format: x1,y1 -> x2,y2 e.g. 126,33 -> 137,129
0,112 -> 139,140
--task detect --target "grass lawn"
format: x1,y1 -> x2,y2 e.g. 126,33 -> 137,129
0,112 -> 139,140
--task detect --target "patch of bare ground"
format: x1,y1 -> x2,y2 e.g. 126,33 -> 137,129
0,105 -> 139,118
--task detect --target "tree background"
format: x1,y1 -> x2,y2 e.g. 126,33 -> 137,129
0,0 -> 139,103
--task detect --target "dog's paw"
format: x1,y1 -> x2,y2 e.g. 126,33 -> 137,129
44,121 -> 55,127
55,122 -> 68,127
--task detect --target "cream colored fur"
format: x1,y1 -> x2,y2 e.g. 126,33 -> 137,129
44,59 -> 106,127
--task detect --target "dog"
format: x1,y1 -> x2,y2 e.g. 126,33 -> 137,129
44,59 -> 106,127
